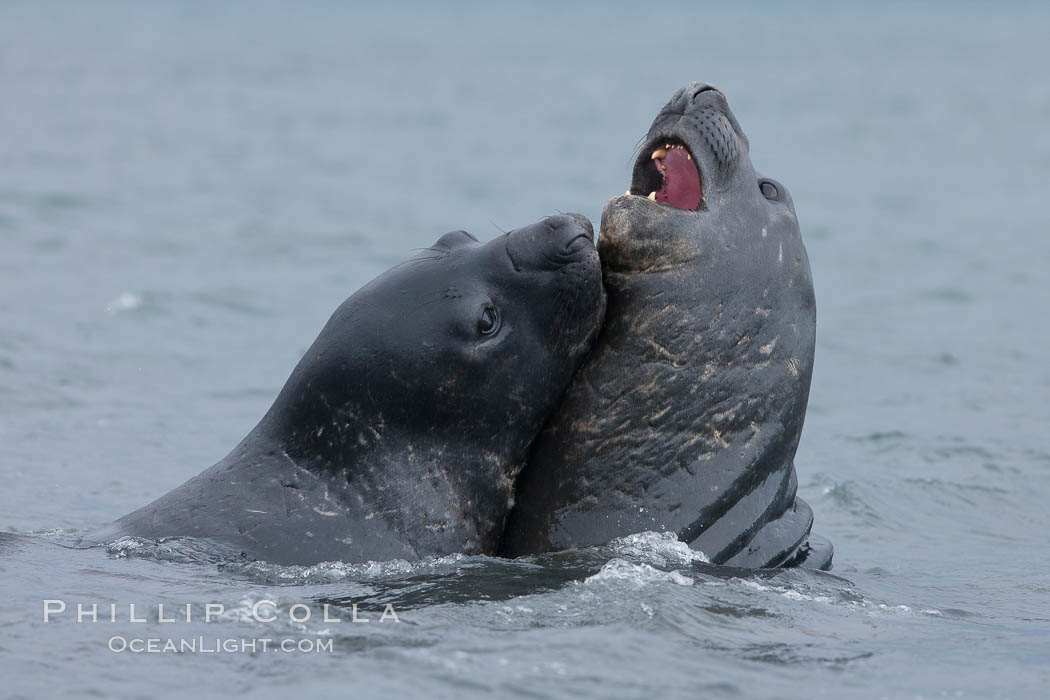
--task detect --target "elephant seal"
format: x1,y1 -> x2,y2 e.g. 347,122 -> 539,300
501,84 -> 832,570
89,214 -> 605,566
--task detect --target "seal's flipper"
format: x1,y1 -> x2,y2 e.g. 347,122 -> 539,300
718,495 -> 815,569
783,532 -> 834,571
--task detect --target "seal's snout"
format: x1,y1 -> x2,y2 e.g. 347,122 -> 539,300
688,83 -> 719,98
627,82 -> 750,212
506,214 -> 596,270
558,212 -> 594,236
550,213 -> 595,254
660,82 -> 723,118
680,82 -> 721,107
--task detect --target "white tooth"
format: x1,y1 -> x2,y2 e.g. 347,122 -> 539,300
648,191 -> 657,201
625,190 -> 631,196
686,153 -> 692,160
651,148 -> 667,160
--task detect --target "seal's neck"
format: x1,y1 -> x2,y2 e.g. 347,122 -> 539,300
243,410 -> 516,556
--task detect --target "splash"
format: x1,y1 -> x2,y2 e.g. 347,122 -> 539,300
607,531 -> 710,566
584,558 -> 694,586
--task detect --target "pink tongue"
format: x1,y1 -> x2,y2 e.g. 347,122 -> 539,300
655,148 -> 702,210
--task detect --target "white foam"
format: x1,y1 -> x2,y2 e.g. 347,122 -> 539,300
584,558 -> 694,586
230,552 -> 470,584
106,536 -> 149,557
607,531 -> 710,566
733,577 -> 936,616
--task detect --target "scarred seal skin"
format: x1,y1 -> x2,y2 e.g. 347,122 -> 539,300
501,84 -> 833,570
88,214 -> 605,565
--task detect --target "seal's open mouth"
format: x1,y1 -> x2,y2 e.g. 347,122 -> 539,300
629,139 -> 703,210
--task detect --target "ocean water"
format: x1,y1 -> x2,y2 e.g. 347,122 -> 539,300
2,2 -> 1049,698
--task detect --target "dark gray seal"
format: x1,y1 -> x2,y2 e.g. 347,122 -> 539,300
501,84 -> 832,570
89,214 -> 605,565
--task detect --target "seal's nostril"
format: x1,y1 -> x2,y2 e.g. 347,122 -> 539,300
564,233 -> 593,256
545,214 -> 594,248
507,215 -> 595,270
689,84 -> 718,101
567,212 -> 594,235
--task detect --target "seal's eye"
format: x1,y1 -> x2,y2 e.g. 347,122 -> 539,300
478,306 -> 501,336
760,181 -> 779,200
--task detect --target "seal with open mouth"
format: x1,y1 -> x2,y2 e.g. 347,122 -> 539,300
501,84 -> 832,570
88,214 -> 605,565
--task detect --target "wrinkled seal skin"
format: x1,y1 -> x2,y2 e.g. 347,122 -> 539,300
89,214 -> 605,566
501,84 -> 833,570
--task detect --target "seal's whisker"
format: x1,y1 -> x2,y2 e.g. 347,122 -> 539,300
628,133 -> 652,167
388,255 -> 445,271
